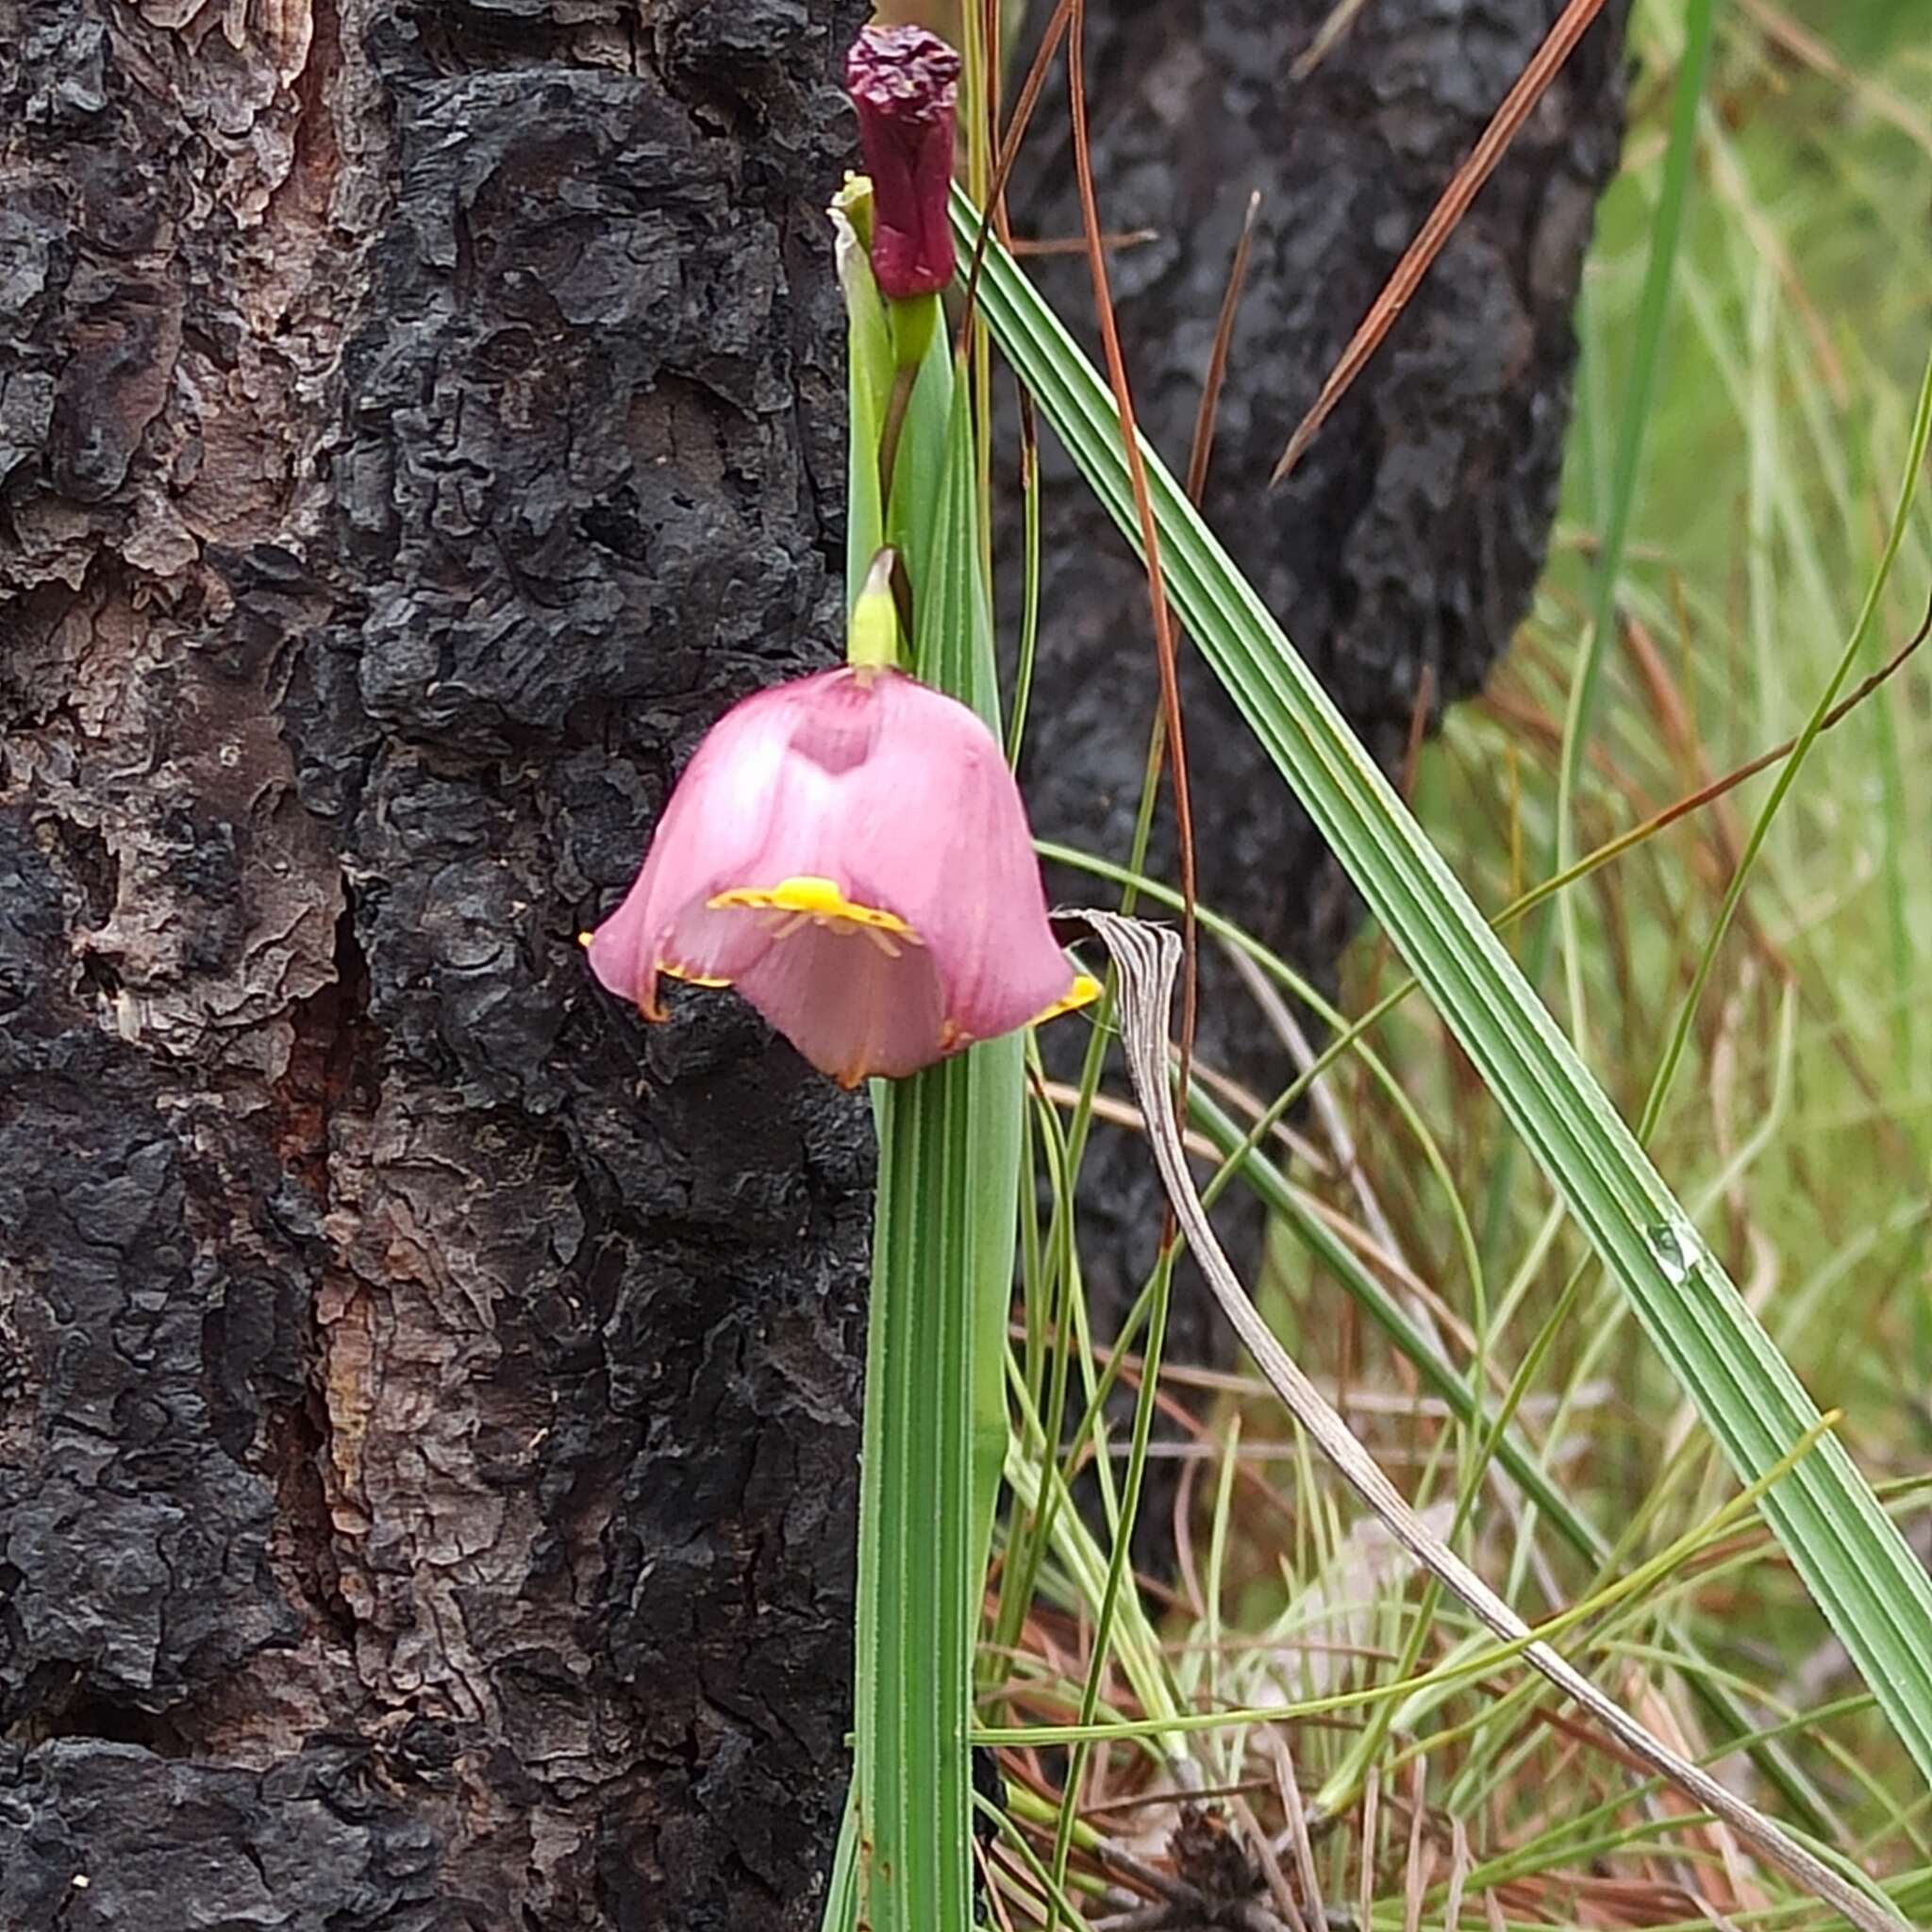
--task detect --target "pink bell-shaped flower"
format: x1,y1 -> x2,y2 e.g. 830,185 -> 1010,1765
585,666 -> 1098,1087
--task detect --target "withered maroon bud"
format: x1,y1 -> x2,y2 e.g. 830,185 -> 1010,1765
844,24 -> 959,301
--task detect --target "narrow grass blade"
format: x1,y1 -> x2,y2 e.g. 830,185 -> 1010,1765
858,1051 -> 1011,1932
841,342 -> 1024,1931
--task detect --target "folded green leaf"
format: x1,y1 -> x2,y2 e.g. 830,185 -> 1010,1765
841,335 -> 1024,1932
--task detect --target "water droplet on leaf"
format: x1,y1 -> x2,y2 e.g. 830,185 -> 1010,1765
1645,1219 -> 1706,1287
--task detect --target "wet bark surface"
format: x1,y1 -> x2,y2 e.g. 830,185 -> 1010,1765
0,0 -> 1623,1924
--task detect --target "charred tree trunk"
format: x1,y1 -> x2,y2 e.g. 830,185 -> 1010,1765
1008,0 -> 1628,1448
2,3 -> 870,1926
0,1 -> 1624,1926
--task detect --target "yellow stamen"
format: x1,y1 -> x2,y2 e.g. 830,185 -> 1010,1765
1027,973 -> 1104,1029
657,959 -> 733,990
709,874 -> 915,937
637,972 -> 666,1023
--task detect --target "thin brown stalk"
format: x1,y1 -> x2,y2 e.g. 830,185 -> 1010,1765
1188,190 -> 1263,504
1065,0 -> 1200,1136
1591,584 -> 1932,884
956,0 -> 1074,357
1269,1733 -> 1326,1927
1173,1451 -> 1206,1622
975,1835 -> 1023,1932
1398,661 -> 1435,802
1010,229 -> 1159,257
1402,1759 -> 1431,1932
1291,0 -> 1374,82
1620,604 -> 1916,1164
1738,0 -> 1932,158
1442,1815 -> 1471,1932
1235,1791 -> 1309,1932
1063,168 -> 1261,1137
1082,1779 -> 1265,1818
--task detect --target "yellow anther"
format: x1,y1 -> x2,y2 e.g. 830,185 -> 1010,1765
1028,974 -> 1104,1028
709,874 -> 914,936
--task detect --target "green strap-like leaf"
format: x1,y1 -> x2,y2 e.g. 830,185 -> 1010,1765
954,185 -> 1932,1793
842,341 -> 1024,1932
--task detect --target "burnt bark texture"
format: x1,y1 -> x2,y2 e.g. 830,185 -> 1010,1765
0,1 -> 1624,1927
1,1 -> 872,1926
1008,0 -> 1627,1383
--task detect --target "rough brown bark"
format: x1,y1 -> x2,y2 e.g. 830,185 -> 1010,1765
1,0 -> 1624,1925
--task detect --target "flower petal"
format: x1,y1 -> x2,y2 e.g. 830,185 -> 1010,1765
584,874 -> 661,1008
584,672 -> 864,1011
658,901 -> 777,987
735,921 -> 945,1086
832,673 -> 1088,1038
585,664 -> 1089,1071
1028,973 -> 1104,1029
845,26 -> 959,300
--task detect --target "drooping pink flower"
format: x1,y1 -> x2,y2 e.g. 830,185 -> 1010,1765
585,667 -> 1097,1087
844,25 -> 959,301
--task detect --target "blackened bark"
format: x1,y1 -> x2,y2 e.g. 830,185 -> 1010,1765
1009,0 -> 1627,1391
0,2 -> 1625,1927
2,2 -> 869,1926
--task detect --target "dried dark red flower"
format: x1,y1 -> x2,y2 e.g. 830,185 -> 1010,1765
844,25 -> 959,301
